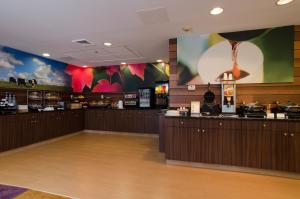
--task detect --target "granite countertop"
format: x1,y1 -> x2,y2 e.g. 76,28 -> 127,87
164,113 -> 300,121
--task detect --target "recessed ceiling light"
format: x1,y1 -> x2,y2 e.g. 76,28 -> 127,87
104,42 -> 112,47
157,59 -> 163,63
210,7 -> 224,15
276,0 -> 293,5
182,27 -> 193,32
42,53 -> 50,57
121,62 -> 127,65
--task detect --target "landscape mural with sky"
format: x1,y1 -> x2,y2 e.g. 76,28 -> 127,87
0,45 -> 169,92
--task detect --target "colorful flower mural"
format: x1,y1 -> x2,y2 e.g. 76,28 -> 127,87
66,63 -> 169,93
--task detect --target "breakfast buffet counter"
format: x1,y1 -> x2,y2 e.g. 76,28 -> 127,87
159,115 -> 300,173
0,108 -> 161,153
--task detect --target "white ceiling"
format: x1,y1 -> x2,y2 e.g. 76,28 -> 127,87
0,0 -> 299,67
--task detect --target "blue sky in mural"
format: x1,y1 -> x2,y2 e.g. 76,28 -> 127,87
0,45 -> 70,86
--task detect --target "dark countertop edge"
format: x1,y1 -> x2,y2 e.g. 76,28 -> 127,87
0,108 -> 165,117
0,109 -> 84,116
86,107 -> 164,110
164,115 -> 300,121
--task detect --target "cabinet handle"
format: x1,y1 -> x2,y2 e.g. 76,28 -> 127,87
263,123 -> 267,128
284,133 -> 288,137
180,121 -> 184,125
197,128 -> 200,133
219,122 -> 223,126
290,133 -> 295,137
202,129 -> 206,133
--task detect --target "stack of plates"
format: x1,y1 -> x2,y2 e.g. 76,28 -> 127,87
165,110 -> 180,116
17,105 -> 28,113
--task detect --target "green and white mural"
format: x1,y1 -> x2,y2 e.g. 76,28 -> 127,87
177,25 -> 294,85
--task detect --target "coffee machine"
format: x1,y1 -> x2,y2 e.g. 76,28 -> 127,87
201,83 -> 221,116
221,80 -> 236,114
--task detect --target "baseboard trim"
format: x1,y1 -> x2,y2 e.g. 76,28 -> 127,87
166,160 -> 300,180
0,132 -> 82,157
83,130 -> 159,138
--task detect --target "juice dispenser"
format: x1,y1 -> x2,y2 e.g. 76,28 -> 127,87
221,80 -> 236,114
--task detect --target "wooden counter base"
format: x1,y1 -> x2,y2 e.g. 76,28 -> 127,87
162,116 -> 300,173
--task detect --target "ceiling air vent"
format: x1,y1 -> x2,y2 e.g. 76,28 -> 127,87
72,39 -> 94,46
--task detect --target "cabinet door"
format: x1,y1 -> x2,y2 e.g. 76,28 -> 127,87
144,110 -> 158,134
288,121 -> 300,173
33,114 -> 44,143
267,121 -> 289,171
190,119 -> 209,163
241,120 -> 264,168
78,110 -> 84,131
103,110 -> 119,131
190,126 -> 205,162
21,114 -> 34,146
220,119 -> 242,166
260,121 -> 274,170
6,116 -> 19,150
116,110 -> 129,132
165,126 -> 174,159
158,114 -> 165,152
84,110 -> 91,129
85,109 -> 95,130
0,117 -> 4,152
206,119 -> 223,165
165,126 -> 191,161
47,112 -> 58,138
135,110 -> 145,133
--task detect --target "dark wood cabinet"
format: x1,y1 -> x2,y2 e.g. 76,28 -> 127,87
164,116 -> 300,173
84,109 -> 159,134
272,121 -> 300,173
0,110 -> 84,153
165,122 -> 191,161
144,110 -> 158,134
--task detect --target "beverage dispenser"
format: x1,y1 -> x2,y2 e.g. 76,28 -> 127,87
155,81 -> 169,109
221,80 -> 236,113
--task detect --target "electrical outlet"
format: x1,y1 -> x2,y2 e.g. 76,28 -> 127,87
188,85 -> 196,91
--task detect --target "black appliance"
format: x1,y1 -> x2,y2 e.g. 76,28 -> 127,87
271,102 -> 300,119
284,105 -> 300,119
201,83 -> 221,115
138,88 -> 155,108
239,103 -> 267,118
0,92 -> 17,115
155,81 -> 169,109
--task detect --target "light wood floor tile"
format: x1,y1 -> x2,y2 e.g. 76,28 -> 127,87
0,132 -> 300,199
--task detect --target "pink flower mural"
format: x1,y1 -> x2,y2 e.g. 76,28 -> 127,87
106,65 -> 120,77
65,63 -> 169,93
65,65 -> 93,92
92,79 -> 122,92
126,63 -> 146,80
